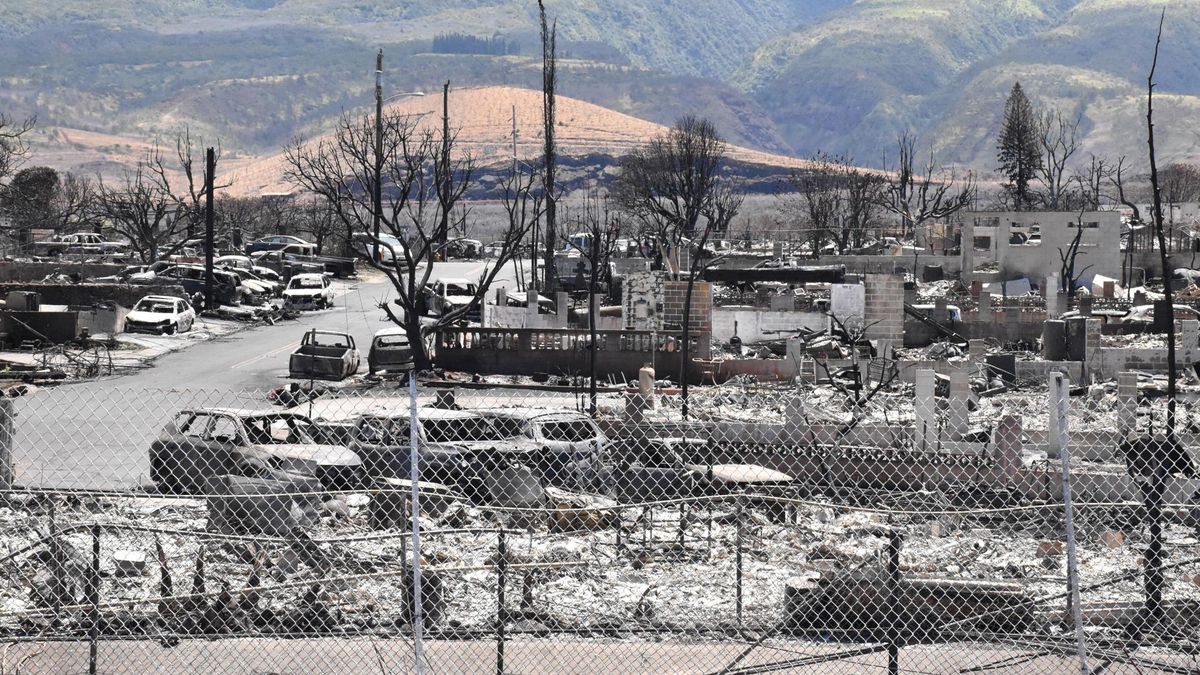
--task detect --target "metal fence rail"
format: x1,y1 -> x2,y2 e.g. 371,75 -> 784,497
1,373 -> 1197,674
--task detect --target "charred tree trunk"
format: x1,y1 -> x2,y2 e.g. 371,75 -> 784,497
539,0 -> 558,291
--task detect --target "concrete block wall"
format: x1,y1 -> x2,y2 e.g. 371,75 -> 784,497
623,272 -> 668,330
711,307 -> 827,342
863,274 -> 904,343
662,281 -> 713,334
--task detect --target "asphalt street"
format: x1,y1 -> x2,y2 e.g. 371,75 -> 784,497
15,260 -> 527,490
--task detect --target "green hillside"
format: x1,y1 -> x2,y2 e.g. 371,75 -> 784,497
3,0 -> 1199,178
741,0 -> 1200,167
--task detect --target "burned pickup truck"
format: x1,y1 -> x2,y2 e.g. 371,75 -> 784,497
149,408 -> 362,493
289,330 -> 360,381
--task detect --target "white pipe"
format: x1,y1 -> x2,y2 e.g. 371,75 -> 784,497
409,372 -> 426,674
1052,371 -> 1090,675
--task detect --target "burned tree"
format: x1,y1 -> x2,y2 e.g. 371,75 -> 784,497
1071,154 -> 1112,212
1057,211 -> 1094,302
615,116 -> 740,418
285,110 -> 540,370
1036,107 -> 1081,210
789,153 -> 882,256
1159,161 -> 1200,238
1141,9 -> 1174,637
879,132 -> 974,266
564,188 -> 621,416
538,0 -> 559,290
0,113 -> 34,188
94,137 -> 219,263
789,154 -> 844,258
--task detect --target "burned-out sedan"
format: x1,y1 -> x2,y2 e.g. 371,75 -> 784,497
476,407 -> 605,489
349,408 -> 542,505
149,408 -> 362,493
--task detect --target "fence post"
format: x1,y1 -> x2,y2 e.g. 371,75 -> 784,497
88,523 -> 100,675
1051,372 -> 1089,675
408,373 -> 426,675
885,528 -> 904,675
0,398 -> 14,496
735,495 -> 744,628
497,528 -> 506,675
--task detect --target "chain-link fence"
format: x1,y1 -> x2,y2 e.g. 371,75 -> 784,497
2,370 -> 1199,674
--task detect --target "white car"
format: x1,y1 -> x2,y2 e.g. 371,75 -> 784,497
423,277 -> 479,319
351,232 -> 408,265
124,295 -> 197,335
283,273 -> 336,310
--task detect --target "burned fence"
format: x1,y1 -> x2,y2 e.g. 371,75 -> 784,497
0,381 -> 1198,674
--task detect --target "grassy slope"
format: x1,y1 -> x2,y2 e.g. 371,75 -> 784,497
929,0 -> 1200,166
740,0 -> 1073,162
743,0 -> 1200,167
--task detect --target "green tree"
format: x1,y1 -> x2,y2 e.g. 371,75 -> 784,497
996,82 -> 1043,211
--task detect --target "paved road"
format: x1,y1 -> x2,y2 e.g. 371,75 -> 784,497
15,261 -> 526,490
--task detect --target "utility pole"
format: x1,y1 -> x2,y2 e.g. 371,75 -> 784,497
511,105 -> 528,292
203,147 -> 216,310
373,49 -> 384,263
438,81 -> 451,261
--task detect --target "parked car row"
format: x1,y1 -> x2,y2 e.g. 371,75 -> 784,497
148,397 -> 795,511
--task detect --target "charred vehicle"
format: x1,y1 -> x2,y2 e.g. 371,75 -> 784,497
475,407 -> 604,489
367,327 -> 414,376
283,273 -> 335,310
422,278 -> 480,321
123,295 -> 197,335
289,330 -> 360,381
349,408 -> 542,505
149,408 -> 361,493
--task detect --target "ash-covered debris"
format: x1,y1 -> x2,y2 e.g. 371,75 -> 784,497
1,489 -> 1197,643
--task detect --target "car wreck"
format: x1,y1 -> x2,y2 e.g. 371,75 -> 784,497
149,408 -> 362,493
348,407 -> 544,506
283,273 -> 335,310
289,330 -> 360,381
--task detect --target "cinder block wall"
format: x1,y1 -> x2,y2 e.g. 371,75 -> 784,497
863,274 -> 904,342
662,281 -> 713,334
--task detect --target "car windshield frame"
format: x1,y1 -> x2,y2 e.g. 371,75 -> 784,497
137,301 -> 177,314
241,414 -> 322,445
422,416 -> 506,443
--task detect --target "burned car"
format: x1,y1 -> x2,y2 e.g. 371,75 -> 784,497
123,295 -> 196,335
349,408 -> 542,505
368,327 -> 414,376
283,273 -> 335,310
149,408 -> 361,493
475,407 -> 604,489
